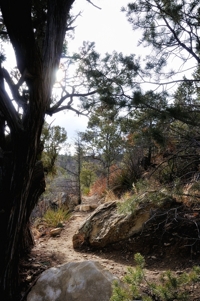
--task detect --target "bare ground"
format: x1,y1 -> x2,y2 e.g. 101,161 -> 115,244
20,200 -> 200,300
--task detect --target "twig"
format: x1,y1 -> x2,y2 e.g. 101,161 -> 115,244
87,0 -> 101,10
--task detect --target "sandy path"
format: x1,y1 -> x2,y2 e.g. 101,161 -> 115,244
32,211 -> 128,279
30,205 -> 200,301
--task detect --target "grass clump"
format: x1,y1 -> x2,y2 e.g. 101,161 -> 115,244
43,207 -> 70,228
110,253 -> 200,301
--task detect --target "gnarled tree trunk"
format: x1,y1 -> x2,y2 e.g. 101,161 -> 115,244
0,0 -> 75,299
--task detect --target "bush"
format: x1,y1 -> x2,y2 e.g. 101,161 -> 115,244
43,207 -> 70,227
110,253 -> 200,301
89,176 -> 107,197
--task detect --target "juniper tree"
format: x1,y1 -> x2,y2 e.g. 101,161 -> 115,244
0,1 -> 96,299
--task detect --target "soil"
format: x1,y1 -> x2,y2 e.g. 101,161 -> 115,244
20,199 -> 200,301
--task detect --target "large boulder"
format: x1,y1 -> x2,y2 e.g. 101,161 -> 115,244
73,201 -> 151,249
27,261 -> 118,301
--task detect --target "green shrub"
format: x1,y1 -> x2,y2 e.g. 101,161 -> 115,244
82,187 -> 90,196
43,207 -> 70,227
110,253 -> 200,301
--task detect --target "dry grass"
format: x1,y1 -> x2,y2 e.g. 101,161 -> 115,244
43,207 -> 70,228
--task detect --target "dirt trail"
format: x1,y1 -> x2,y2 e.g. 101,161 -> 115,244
32,211 -> 128,278
20,201 -> 200,300
31,201 -> 200,278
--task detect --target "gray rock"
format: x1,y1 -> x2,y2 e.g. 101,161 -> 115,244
74,203 -> 98,212
27,261 -> 118,301
73,201 -> 151,249
62,194 -> 80,212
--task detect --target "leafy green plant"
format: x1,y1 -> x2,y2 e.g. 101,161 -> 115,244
110,253 -> 200,301
43,207 -> 70,228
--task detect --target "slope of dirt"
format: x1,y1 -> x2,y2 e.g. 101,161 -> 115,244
20,200 -> 200,300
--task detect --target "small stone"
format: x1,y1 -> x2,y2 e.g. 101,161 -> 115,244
50,228 -> 62,237
31,263 -> 41,269
176,270 -> 183,274
26,275 -> 32,282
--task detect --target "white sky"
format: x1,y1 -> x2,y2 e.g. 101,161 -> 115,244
47,0 -> 143,146
70,0 -> 137,55
3,0 -> 195,150
2,0 -> 143,150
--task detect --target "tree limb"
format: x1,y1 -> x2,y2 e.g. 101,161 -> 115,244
46,104 -> 88,116
0,68 -> 23,132
86,0 -> 101,10
2,67 -> 27,109
46,89 -> 97,115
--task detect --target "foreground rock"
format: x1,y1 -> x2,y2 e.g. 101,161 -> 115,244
27,261 -> 118,301
73,201 -> 151,249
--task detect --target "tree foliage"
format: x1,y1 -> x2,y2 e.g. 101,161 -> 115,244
122,0 -> 200,84
41,122 -> 67,174
81,105 -> 124,189
75,1 -> 200,198
0,0 -> 200,299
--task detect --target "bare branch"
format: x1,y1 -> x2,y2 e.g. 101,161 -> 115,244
66,26 -> 76,32
66,11 -> 82,28
0,68 -> 23,132
2,67 -> 27,109
47,104 -> 88,116
86,0 -> 101,10
46,89 -> 97,115
161,13 -> 200,64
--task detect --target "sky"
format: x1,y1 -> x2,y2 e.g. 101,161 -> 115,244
2,0 -> 195,151
69,0 -> 137,55
3,0 -> 143,150
47,0 -> 143,146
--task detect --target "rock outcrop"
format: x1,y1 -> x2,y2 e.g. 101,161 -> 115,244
73,201 -> 151,249
27,261 -> 118,301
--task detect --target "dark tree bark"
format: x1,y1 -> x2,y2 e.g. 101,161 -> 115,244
0,0 -> 75,299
